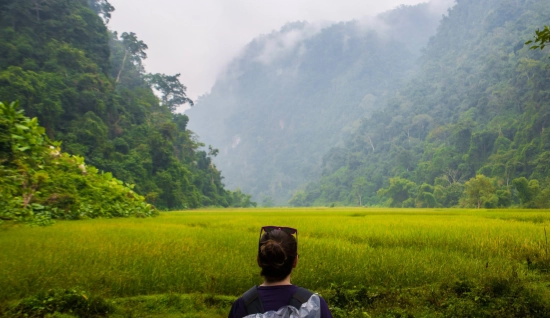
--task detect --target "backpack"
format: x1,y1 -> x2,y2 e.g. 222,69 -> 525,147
242,286 -> 315,315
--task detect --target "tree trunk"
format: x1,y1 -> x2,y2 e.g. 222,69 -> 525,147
367,136 -> 375,151
116,51 -> 128,84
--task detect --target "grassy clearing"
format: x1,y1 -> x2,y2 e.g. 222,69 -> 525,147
2,208 -> 550,316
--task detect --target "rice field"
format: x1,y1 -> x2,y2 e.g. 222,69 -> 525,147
2,208 -> 550,315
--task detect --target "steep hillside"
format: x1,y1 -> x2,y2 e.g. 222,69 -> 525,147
0,101 -> 156,225
299,0 -> 550,207
0,0 -> 253,209
187,3 -> 447,205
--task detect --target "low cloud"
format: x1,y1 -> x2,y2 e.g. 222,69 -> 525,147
109,0 -> 455,103
255,22 -> 325,65
428,0 -> 456,15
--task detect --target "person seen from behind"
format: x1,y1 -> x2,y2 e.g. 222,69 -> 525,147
228,226 -> 333,318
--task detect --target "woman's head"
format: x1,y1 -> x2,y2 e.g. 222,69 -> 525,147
257,227 -> 298,282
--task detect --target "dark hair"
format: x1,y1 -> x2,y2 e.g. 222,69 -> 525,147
258,229 -> 298,282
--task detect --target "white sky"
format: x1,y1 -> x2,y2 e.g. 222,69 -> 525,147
108,0 -> 446,101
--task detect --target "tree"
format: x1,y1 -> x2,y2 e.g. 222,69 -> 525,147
146,73 -> 193,112
87,0 -> 115,23
288,191 -> 308,207
352,177 -> 367,206
262,197 -> 275,207
30,0 -> 53,22
415,183 -> 436,208
377,177 -> 417,207
0,101 -> 156,224
461,175 -> 496,209
116,32 -> 148,84
512,177 -> 540,208
208,145 -> 219,157
434,181 -> 464,207
229,189 -> 257,208
0,0 -> 252,212
526,26 -> 550,53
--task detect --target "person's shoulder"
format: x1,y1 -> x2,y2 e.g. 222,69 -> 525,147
292,285 -> 314,293
293,286 -> 332,318
228,295 -> 247,318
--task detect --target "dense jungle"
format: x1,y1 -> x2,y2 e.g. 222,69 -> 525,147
0,0 -> 256,224
188,0 -> 550,209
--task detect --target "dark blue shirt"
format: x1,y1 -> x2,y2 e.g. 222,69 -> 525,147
228,285 -> 333,318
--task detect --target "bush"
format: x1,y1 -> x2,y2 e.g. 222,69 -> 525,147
323,278 -> 550,317
12,288 -> 113,317
0,101 -> 157,225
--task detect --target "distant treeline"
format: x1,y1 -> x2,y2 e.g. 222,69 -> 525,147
291,174 -> 550,209
0,0 -> 255,211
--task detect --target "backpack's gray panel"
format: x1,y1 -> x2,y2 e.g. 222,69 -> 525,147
243,294 -> 321,318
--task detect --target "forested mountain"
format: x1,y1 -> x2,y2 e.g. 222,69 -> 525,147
187,3 -> 448,205
298,0 -> 550,207
0,0 -> 254,209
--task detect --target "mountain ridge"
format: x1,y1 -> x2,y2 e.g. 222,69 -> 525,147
186,2 -> 447,204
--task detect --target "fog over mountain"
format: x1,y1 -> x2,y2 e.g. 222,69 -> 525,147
108,0 -> 453,102
297,0 -> 550,208
186,1 -> 453,205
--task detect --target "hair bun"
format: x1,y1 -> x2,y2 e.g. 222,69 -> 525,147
260,239 -> 287,269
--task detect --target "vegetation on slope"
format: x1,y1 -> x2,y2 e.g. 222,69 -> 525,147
0,101 -> 156,225
298,0 -> 550,208
187,3 -> 446,205
0,0 -> 254,209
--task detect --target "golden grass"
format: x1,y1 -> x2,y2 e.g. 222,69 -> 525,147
1,208 -> 549,301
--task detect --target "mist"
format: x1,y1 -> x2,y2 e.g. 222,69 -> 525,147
186,1 -> 455,204
108,0 -> 455,103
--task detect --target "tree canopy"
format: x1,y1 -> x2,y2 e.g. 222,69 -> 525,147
0,0 -> 255,212
0,101 -> 156,225
292,0 -> 550,209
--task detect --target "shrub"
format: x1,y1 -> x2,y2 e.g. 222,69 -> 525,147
0,101 -> 157,225
12,288 -> 113,317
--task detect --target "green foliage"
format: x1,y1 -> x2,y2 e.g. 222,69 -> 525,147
11,288 -> 113,317
0,101 -> 156,225
513,177 -> 538,207
187,4 -> 444,205
526,25 -> 550,52
146,73 -> 193,112
377,177 -> 417,208
461,175 -> 497,209
227,188 -> 257,208
3,210 -> 550,316
0,0 -> 250,210
415,183 -> 436,208
261,197 -> 275,207
512,176 -> 550,208
371,173 -> 550,209
288,191 -> 308,207
115,31 -> 148,83
325,276 -> 550,318
299,0 -> 550,208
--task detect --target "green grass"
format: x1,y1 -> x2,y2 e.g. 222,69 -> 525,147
2,208 -> 550,316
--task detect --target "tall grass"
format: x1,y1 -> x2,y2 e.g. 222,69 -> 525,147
1,208 -> 549,301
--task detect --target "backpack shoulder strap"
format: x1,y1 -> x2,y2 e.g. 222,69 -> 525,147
242,286 -> 264,315
288,287 -> 315,310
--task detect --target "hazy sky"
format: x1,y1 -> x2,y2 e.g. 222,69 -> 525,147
108,0 -> 451,101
